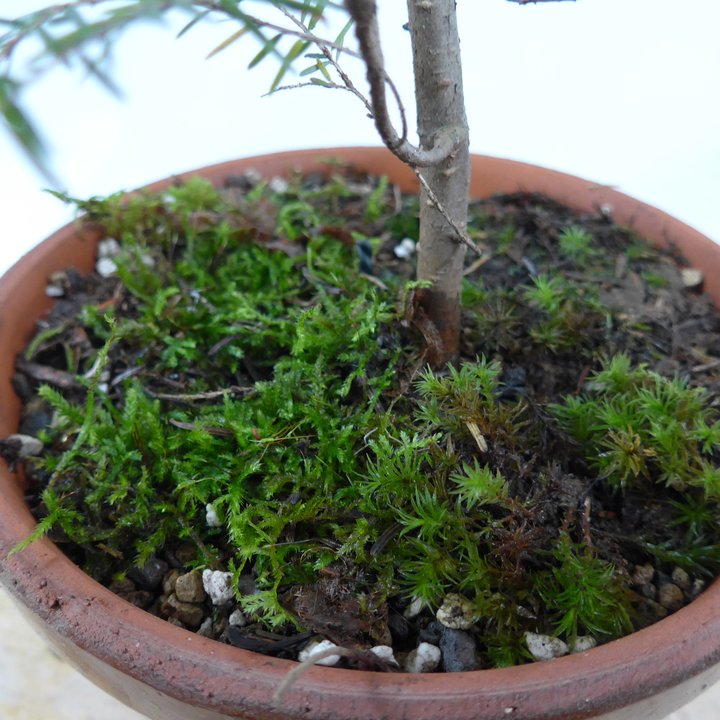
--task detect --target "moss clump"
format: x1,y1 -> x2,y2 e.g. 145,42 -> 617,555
14,168 -> 720,667
551,354 -> 720,492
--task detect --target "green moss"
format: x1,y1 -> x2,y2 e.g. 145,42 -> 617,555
18,171 -> 720,667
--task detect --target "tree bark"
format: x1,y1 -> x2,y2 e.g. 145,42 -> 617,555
406,0 -> 470,366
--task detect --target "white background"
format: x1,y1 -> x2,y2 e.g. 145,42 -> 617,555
1,0 -> 719,276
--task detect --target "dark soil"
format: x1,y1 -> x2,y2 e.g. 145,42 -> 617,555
5,166 -> 720,672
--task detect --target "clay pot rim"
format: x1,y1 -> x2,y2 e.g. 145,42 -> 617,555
1,147 -> 719,720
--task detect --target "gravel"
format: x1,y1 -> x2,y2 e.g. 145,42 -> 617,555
524,632 -> 569,661
436,593 -> 476,630
175,572 -> 206,603
404,642 -> 442,673
438,628 -> 479,672
129,557 -> 169,591
202,569 -> 235,605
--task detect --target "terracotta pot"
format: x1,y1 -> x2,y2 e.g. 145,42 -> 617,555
1,148 -> 719,720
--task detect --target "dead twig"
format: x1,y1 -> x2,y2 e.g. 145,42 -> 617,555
146,386 -> 252,403
273,645 -> 355,704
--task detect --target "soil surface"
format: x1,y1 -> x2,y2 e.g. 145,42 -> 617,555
4,166 -> 720,673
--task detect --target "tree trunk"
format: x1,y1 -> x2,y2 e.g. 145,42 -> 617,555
406,0 -> 470,366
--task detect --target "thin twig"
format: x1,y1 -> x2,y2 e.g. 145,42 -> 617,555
278,4 -> 372,113
414,170 -> 483,256
148,386 -> 252,402
273,645 -> 354,704
198,1 -> 362,59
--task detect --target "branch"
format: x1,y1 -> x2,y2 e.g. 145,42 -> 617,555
344,0 -> 459,168
201,2 -> 361,59
277,4 -> 371,112
414,170 -> 482,257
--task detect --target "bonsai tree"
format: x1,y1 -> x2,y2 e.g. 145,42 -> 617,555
1,0 -> 571,366
4,0 -> 720,686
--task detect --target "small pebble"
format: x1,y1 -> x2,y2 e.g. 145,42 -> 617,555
3,433 -> 43,458
439,628 -> 478,671
671,567 -> 691,592
202,569 -> 235,605
393,237 -> 416,259
638,583 -> 657,600
172,543 -> 197,567
568,635 -> 597,654
19,398 -> 54,437
108,577 -> 136,595
121,590 -> 154,610
369,645 -> 399,667
404,642 -> 441,673
417,620 -> 443,646
269,177 -> 289,194
690,578 -> 706,600
140,253 -> 156,268
631,563 -> 655,586
175,572 -> 206,603
436,593 -> 475,630
45,271 -> 67,297
197,617 -> 214,638
45,283 -> 65,298
298,639 -> 341,666
243,168 -> 263,187
96,257 -> 118,278
634,597 -> 668,628
163,593 -> 205,628
681,268 -> 704,289
97,238 -> 121,258
658,582 -> 684,612
205,503 -> 223,528
524,632 -> 569,661
237,574 -> 258,596
162,568 -> 182,596
403,596 -> 424,619
129,557 -> 169,591
228,608 -> 247,627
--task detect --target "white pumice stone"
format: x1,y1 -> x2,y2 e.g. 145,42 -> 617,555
205,503 -> 222,528
403,596 -> 424,619
681,268 -> 704,289
202,569 -> 235,605
524,632 -> 569,661
369,645 -> 399,666
243,168 -> 263,186
568,635 -> 597,654
269,177 -> 289,194
5,434 -> 43,457
45,284 -> 65,298
404,642 -> 441,673
436,593 -> 475,630
96,257 -> 118,278
393,237 -> 416,259
97,237 -> 121,258
228,608 -> 247,627
298,639 -> 341,666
